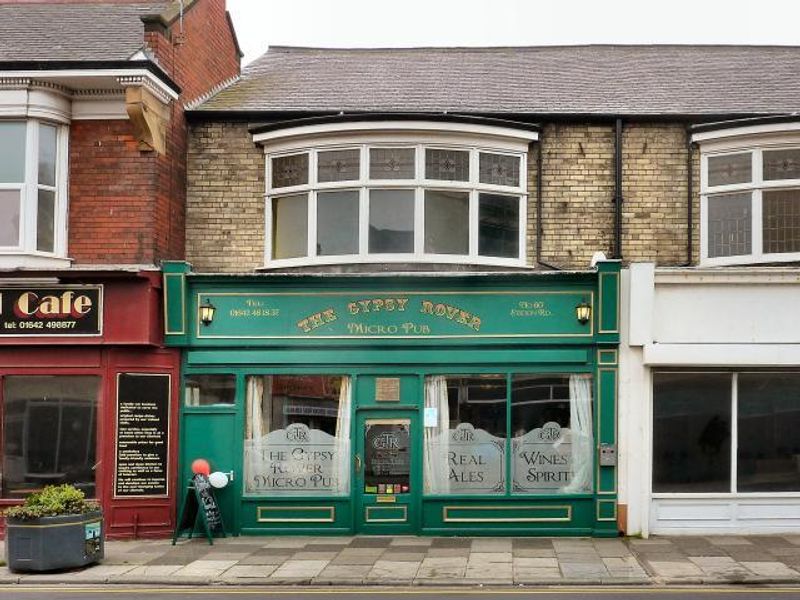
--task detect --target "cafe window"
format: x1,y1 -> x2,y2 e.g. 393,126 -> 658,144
2,376 -> 99,499
653,371 -> 800,494
259,124 -> 535,269
423,373 -> 593,496
699,132 -> 800,265
184,374 -> 236,406
243,375 -> 351,496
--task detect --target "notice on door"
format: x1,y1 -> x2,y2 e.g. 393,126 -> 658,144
114,374 -> 170,498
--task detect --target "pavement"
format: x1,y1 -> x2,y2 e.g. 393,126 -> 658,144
1,535 -> 800,587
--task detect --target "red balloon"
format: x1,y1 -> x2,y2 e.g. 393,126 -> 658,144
191,459 -> 211,476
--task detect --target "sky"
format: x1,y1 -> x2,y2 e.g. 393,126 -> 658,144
227,0 -> 800,65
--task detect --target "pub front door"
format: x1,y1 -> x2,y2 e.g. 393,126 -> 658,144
354,408 -> 420,534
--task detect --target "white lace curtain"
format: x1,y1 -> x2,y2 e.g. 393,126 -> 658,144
423,375 -> 450,494
563,373 -> 593,493
333,377 -> 352,495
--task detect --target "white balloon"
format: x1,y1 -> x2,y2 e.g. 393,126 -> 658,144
208,471 -> 229,489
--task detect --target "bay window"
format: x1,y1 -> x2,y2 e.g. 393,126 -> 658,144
258,123 -> 534,268
0,120 -> 66,261
699,131 -> 800,265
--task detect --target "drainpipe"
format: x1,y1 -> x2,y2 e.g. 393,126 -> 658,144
534,135 -> 560,270
685,125 -> 695,266
614,118 -> 624,260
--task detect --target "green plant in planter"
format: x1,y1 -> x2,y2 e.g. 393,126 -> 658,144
4,484 -> 100,521
4,484 -> 104,572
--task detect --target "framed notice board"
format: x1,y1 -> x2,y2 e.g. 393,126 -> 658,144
114,373 -> 171,498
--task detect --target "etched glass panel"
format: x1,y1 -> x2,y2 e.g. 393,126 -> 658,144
763,189 -> 800,254
479,193 -> 519,258
317,190 -> 359,255
36,189 -> 55,253
763,149 -> 800,181
369,147 -> 415,180
707,153 -> 751,187
424,190 -> 468,254
0,190 -> 21,247
244,375 -> 351,496
317,149 -> 360,183
271,194 -> 308,259
425,148 -> 469,182
423,375 -> 506,495
0,122 -> 26,183
653,372 -> 732,493
38,123 -> 57,187
511,374 -> 593,494
707,192 -> 751,258
369,189 -> 414,253
737,373 -> 800,492
479,152 -> 520,187
271,153 -> 308,188
364,419 -> 411,494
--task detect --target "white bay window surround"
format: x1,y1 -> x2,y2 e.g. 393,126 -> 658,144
695,123 -> 800,266
254,122 -> 537,268
0,119 -> 67,264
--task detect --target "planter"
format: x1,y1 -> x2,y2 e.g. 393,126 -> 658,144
5,511 -> 103,572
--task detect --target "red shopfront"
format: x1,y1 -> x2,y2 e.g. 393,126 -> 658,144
0,270 -> 179,539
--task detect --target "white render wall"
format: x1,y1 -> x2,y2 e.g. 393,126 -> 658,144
619,264 -> 800,536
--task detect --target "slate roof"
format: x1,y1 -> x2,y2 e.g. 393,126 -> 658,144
195,45 -> 800,117
0,2 -> 171,62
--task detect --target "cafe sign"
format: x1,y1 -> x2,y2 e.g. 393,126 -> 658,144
0,286 -> 102,336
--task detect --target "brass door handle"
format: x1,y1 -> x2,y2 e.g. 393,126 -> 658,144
355,454 -> 362,473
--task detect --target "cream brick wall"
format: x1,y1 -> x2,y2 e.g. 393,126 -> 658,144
186,122 -> 265,272
187,120 -> 700,272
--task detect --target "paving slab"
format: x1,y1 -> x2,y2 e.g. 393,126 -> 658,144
314,564 -> 372,584
218,564 -> 278,581
647,560 -> 704,578
173,559 -> 239,578
741,561 -> 799,577
367,559 -> 421,581
270,559 -> 329,579
416,556 -> 468,579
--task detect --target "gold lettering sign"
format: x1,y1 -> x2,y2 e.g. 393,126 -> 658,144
375,378 -> 400,402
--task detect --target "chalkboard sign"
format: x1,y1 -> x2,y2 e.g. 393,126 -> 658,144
172,474 -> 226,545
114,374 -> 170,498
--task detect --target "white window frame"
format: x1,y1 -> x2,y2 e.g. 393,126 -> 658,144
651,370 -> 800,500
0,119 -> 69,263
256,123 -> 535,269
696,126 -> 800,266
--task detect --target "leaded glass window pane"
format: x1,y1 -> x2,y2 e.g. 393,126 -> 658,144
479,193 -> 519,258
369,147 -> 415,180
425,149 -> 469,182
0,122 -> 26,183
317,190 -> 359,256
424,190 -> 468,255
271,153 -> 308,188
707,192 -> 752,258
36,189 -> 55,253
479,152 -> 520,187
271,194 -> 308,259
763,149 -> 800,181
368,189 -> 414,253
317,149 -> 360,183
763,189 -> 800,254
38,123 -> 57,187
707,153 -> 752,187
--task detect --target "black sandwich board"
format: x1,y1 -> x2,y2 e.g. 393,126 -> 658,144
172,474 -> 226,545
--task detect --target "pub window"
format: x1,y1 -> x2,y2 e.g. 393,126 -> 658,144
2,376 -> 99,499
423,373 -> 594,496
243,375 -> 352,496
652,371 -> 800,494
184,374 -> 236,406
262,132 -> 530,269
700,139 -> 800,265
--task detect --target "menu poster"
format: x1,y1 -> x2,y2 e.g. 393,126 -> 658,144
115,374 -> 170,498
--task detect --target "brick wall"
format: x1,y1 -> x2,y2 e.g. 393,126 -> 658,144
186,122 -> 265,272
185,120 -> 701,272
67,0 -> 240,264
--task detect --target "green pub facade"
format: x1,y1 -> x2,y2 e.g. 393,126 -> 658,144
163,261 -> 620,536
